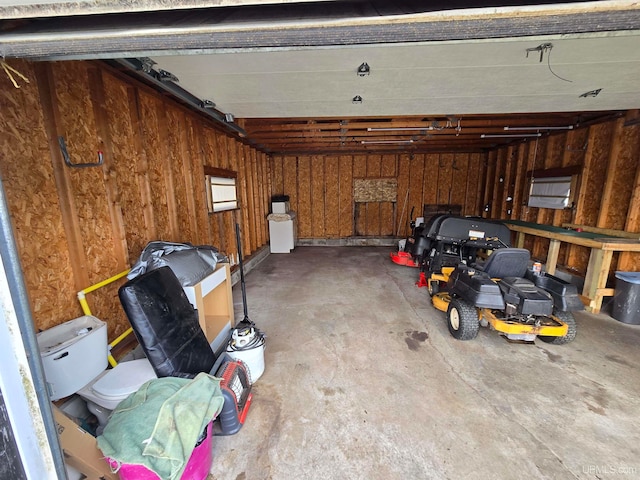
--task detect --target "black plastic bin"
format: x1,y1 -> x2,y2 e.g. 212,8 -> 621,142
612,272 -> 640,325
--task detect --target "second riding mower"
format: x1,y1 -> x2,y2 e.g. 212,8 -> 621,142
422,215 -> 582,344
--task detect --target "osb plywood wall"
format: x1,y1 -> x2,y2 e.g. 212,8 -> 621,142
483,112 -> 640,277
271,153 -> 487,238
0,60 -> 271,340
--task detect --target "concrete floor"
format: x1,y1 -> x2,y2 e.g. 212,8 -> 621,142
210,246 -> 640,480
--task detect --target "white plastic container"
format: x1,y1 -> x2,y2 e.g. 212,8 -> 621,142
37,316 -> 108,401
226,344 -> 265,384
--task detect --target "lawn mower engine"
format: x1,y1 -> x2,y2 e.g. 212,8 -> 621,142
214,360 -> 253,436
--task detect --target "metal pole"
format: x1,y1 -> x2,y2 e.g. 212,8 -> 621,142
235,223 -> 250,322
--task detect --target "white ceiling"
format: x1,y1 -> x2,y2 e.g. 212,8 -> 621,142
151,31 -> 640,119
2,0 -> 640,152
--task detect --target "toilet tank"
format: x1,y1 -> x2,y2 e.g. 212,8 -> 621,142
37,316 -> 108,401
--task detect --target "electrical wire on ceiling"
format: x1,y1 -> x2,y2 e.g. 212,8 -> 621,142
526,42 -> 573,83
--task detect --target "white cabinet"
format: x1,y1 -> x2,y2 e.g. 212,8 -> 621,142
268,211 -> 297,253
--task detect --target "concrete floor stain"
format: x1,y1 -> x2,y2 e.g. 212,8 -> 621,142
604,354 -> 633,367
539,347 -> 563,363
405,330 -> 429,350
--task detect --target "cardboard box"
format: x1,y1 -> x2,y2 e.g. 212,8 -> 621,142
53,406 -> 118,480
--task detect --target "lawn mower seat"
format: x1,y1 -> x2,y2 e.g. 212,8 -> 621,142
475,248 -> 530,279
118,266 -> 252,435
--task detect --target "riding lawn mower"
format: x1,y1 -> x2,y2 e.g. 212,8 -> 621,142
395,215 -> 582,344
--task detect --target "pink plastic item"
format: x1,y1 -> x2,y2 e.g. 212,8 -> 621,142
107,422 -> 213,480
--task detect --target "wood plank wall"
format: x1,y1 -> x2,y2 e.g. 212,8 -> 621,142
483,111 -> 640,278
0,60 -> 271,339
271,152 -> 487,238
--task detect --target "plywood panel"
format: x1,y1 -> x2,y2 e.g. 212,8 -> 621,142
87,68 -> 129,270
582,123 -> 613,227
381,155 -> 397,236
283,156 -> 298,214
3,60 -> 271,340
201,127 -> 221,248
364,204 -> 380,236
535,136 -> 559,229
423,154 -> 439,207
354,203 -> 366,236
408,154 -> 425,230
353,155 -> 367,178
366,155 -> 382,178
182,117 -> 203,244
338,156 -> 354,237
450,153 -> 469,210
464,153 -> 482,216
297,156 -> 312,237
483,150 -> 497,218
224,137 -> 240,259
187,119 -> 212,246
599,118 -> 637,230
1,60 -> 79,330
52,63 -> 117,280
256,150 -> 265,248
246,145 -> 258,252
533,137 -> 550,257
50,62 -> 126,335
139,92 -> 172,238
437,153 -> 454,206
164,107 -> 193,241
235,144 -> 250,257
396,154 -> 411,236
491,149 -> 507,220
511,144 -> 528,220
311,156 -> 325,237
498,148 -> 513,219
325,156 -> 340,237
102,74 -> 146,262
125,86 -> 157,244
522,141 -> 539,223
381,154 -> 397,177
271,155 -> 284,196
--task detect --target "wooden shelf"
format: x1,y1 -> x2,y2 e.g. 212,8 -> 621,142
182,263 -> 234,352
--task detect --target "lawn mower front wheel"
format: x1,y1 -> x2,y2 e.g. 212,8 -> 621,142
447,298 -> 480,340
538,311 -> 577,345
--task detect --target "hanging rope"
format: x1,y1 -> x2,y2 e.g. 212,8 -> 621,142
1,60 -> 30,88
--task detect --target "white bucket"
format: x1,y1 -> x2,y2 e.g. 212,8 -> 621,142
226,343 -> 265,384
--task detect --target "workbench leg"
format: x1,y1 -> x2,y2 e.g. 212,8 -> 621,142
515,232 -> 525,249
546,240 -> 561,275
582,249 -> 613,314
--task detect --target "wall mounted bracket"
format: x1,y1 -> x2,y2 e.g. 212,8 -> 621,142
58,136 -> 104,168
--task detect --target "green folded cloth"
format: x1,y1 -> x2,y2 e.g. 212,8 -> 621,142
97,372 -> 224,479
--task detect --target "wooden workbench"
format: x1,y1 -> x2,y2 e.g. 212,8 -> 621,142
503,220 -> 640,313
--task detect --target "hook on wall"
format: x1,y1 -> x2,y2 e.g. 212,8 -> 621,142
58,136 -> 104,168
566,140 -> 589,152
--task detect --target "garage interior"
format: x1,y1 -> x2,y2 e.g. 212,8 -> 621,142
1,1 -> 640,479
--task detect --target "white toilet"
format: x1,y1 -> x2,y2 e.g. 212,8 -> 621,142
38,315 -> 157,433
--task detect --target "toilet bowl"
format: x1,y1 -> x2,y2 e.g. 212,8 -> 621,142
77,358 -> 157,431
38,316 -> 157,432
